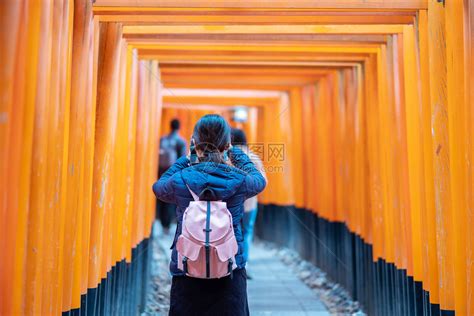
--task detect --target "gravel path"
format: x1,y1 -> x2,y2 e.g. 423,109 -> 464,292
142,223 -> 173,315
258,241 -> 365,315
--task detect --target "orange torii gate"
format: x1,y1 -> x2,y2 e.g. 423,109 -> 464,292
1,0 -> 473,315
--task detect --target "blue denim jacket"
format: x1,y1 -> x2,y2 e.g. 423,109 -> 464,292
152,147 -> 267,275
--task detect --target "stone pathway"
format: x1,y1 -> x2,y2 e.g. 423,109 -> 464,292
246,244 -> 330,316
145,222 -> 331,315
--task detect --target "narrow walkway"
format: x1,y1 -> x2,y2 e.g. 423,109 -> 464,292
246,244 -> 330,316
150,223 -> 330,315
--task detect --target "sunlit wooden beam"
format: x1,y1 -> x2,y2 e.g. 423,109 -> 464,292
159,65 -> 332,85
137,52 -> 370,62
123,24 -> 405,35
132,43 -> 380,53
163,104 -> 250,111
93,0 -> 427,9
162,88 -> 285,98
163,96 -> 279,106
95,12 -> 414,25
163,83 -> 317,90
125,34 -> 388,45
161,75 -> 325,86
132,43 -> 378,62
160,65 -> 334,75
158,60 -> 361,67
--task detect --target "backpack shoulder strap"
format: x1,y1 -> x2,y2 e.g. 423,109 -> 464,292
181,172 -> 200,201
186,184 -> 200,201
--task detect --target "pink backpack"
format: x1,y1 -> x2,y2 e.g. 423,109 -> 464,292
176,185 -> 238,279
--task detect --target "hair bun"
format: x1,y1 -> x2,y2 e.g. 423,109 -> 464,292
192,114 -> 231,152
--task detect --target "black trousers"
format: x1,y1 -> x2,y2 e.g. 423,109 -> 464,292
156,166 -> 175,229
169,268 -> 249,316
156,199 -> 175,229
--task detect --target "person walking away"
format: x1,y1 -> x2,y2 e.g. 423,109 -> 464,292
157,118 -> 187,234
153,115 -> 266,315
231,128 -> 266,277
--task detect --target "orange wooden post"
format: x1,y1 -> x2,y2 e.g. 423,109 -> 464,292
426,1 -> 456,311
153,62 -> 164,233
341,68 -> 357,230
245,107 -> 259,146
353,64 -> 368,240
364,55 -> 385,262
445,1 -> 469,314
60,2 -> 97,310
466,1 -> 474,314
41,0 -> 73,314
384,37 -> 403,271
0,1 -> 28,314
88,21 -> 123,290
0,1 -> 21,247
80,14 -> 100,303
310,80 -> 323,217
312,81 -> 323,215
289,88 -> 305,209
122,46 -> 138,263
108,39 -> 126,278
393,32 -> 415,278
333,70 -> 346,224
259,94 -> 294,206
376,45 -> 396,266
300,84 -> 317,212
24,1 -> 54,314
145,60 -> 161,237
402,24 -> 426,285
417,8 -> 441,305
133,60 -> 151,248
9,2 -> 44,314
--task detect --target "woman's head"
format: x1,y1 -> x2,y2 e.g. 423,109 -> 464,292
192,114 -> 231,161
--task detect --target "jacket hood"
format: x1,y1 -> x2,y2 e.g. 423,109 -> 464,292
180,162 -> 246,201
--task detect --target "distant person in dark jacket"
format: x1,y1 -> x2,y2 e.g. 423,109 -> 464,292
153,114 -> 266,316
231,128 -> 266,275
157,118 -> 187,234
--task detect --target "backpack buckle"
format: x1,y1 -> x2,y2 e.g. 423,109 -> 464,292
228,258 -> 233,279
182,256 -> 188,274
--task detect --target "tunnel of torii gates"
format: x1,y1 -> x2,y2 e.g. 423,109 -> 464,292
1,0 -> 474,315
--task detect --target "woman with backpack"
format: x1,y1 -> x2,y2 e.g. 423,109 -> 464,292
153,114 -> 267,316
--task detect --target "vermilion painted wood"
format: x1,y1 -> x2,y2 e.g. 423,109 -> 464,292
126,34 -> 389,45
375,45 -> 394,264
417,9 -> 440,304
93,0 -> 427,9
397,31 -> 414,279
288,88 -> 305,209
41,1 -> 73,314
445,1 -> 469,314
62,0 -> 94,312
10,2 -> 43,315
403,25 -> 425,284
88,21 -> 122,288
466,2 -> 474,315
300,83 -> 317,211
25,1 -> 54,314
98,14 -> 415,25
132,60 -> 158,247
0,1 -> 27,315
2,0 -> 474,314
426,0 -> 455,311
123,24 -> 406,35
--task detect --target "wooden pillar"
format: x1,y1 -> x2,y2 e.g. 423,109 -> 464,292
24,1 -> 55,314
